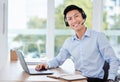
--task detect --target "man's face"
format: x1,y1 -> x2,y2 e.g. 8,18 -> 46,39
66,10 -> 84,31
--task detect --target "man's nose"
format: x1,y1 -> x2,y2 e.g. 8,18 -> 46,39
72,17 -> 77,23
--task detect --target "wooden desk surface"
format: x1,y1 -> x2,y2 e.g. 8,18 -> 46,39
0,59 -> 87,82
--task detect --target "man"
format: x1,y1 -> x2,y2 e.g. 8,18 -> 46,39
35,5 -> 119,82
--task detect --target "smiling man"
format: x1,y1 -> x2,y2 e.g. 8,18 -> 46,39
35,5 -> 119,82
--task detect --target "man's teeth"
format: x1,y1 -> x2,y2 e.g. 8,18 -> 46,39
74,23 -> 79,27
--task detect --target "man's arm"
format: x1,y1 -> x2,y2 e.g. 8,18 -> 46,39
98,33 -> 119,80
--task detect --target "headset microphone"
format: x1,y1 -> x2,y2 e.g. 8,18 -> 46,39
81,19 -> 85,25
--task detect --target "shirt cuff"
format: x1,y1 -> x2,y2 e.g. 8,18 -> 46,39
47,62 -> 52,68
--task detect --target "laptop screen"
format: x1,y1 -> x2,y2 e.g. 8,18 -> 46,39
15,50 -> 30,73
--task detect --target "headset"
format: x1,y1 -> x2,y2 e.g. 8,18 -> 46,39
64,5 -> 87,27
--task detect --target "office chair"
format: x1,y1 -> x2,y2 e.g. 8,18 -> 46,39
103,61 -> 109,81
103,61 -> 120,82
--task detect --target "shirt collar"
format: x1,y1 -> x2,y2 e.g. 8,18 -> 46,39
72,28 -> 91,41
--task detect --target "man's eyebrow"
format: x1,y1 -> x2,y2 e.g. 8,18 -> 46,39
66,13 -> 80,18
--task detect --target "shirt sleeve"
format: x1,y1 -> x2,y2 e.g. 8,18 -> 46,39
97,33 -> 119,80
47,39 -> 71,68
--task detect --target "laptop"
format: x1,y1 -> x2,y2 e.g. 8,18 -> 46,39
15,49 -> 53,75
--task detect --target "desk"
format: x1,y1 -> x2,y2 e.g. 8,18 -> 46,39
0,59 -> 87,82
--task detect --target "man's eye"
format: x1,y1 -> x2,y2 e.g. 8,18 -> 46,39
67,18 -> 72,21
75,15 -> 79,17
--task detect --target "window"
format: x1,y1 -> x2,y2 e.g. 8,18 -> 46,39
8,0 -> 47,61
103,0 -> 120,58
11,0 -> 120,62
8,0 -> 93,61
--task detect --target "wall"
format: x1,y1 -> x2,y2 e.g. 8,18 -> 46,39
0,0 -> 8,70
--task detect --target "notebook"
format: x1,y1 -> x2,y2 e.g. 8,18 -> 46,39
47,74 -> 87,81
15,49 -> 53,75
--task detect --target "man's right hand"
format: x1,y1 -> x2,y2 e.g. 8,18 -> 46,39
35,63 -> 49,71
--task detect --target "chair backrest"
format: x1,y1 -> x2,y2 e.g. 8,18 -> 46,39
103,61 -> 110,81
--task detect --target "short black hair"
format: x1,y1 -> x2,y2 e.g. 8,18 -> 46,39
63,5 -> 87,26
63,5 -> 86,19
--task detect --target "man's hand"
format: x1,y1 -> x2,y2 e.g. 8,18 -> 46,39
35,63 -> 49,71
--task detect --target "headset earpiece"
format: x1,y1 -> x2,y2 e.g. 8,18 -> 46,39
65,21 -> 69,26
64,17 -> 69,26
